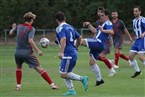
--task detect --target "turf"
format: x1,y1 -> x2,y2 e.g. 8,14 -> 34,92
0,44 -> 145,97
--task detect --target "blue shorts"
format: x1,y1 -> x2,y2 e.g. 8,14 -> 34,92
86,38 -> 104,60
113,36 -> 123,49
15,50 -> 40,68
130,38 -> 145,53
59,56 -> 77,73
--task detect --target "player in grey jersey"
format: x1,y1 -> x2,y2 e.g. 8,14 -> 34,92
9,12 -> 59,90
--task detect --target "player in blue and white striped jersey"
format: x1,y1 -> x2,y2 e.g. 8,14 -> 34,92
129,6 -> 145,78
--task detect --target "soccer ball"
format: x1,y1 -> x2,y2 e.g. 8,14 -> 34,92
39,38 -> 50,48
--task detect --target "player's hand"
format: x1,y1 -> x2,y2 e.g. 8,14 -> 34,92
12,23 -> 16,29
83,22 -> 90,27
139,34 -> 145,39
58,52 -> 63,59
98,25 -> 103,31
130,38 -> 133,43
38,50 -> 43,56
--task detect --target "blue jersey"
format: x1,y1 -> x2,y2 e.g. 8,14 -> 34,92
56,23 -> 80,58
95,20 -> 113,45
133,16 -> 145,39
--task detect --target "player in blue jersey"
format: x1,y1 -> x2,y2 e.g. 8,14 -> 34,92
129,6 -> 145,78
83,7 -> 116,78
55,11 -> 88,96
9,12 -> 59,90
111,11 -> 133,68
82,9 -> 114,85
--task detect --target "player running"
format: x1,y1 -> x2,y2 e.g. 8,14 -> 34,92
55,11 -> 88,96
129,6 -> 145,78
111,10 -> 133,68
9,12 -> 59,90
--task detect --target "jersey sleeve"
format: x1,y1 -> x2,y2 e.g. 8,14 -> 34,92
120,20 -> 126,30
141,18 -> 145,29
28,27 -> 35,39
105,23 -> 113,30
58,28 -> 66,39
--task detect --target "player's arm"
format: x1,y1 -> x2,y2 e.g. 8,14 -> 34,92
58,37 -> 66,59
98,25 -> 114,34
139,19 -> 145,38
28,38 -> 43,56
75,36 -> 82,50
9,23 -> 16,36
83,22 -> 97,33
124,28 -> 133,42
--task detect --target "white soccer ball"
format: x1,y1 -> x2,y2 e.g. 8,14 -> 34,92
39,38 -> 50,48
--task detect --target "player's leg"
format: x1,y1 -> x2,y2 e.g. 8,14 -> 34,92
60,57 -> 88,95
98,53 -> 116,77
129,52 -> 141,78
114,48 -> 120,67
15,54 -> 23,90
138,53 -> 145,65
89,56 -> 104,86
25,54 -> 59,90
34,66 -> 59,89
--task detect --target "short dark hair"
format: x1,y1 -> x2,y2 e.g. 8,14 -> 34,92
101,9 -> 110,16
55,11 -> 65,22
97,7 -> 105,11
134,6 -> 141,11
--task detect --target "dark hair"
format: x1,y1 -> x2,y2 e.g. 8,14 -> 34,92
55,11 -> 66,22
134,6 -> 141,11
97,7 -> 105,11
101,9 -> 110,16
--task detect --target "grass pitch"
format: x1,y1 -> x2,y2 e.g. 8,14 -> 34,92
0,44 -> 144,97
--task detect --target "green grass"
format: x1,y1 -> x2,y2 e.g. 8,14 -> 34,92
0,44 -> 145,97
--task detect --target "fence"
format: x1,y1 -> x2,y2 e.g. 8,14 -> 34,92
0,28 -> 134,44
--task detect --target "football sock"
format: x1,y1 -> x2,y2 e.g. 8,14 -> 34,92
131,60 -> 140,72
91,64 -> 102,81
16,69 -> 22,84
102,58 -> 112,69
64,79 -> 74,90
115,53 -> 119,65
40,70 -> 53,84
143,60 -> 145,66
67,72 -> 82,81
119,53 -> 129,61
110,67 -> 116,73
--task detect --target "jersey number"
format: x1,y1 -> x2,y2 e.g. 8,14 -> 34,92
70,31 -> 74,42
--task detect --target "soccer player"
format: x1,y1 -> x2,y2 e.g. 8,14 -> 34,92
111,11 -> 133,68
55,11 -> 88,96
82,9 -> 114,86
83,7 -> 116,77
9,12 -> 59,90
129,6 -> 145,78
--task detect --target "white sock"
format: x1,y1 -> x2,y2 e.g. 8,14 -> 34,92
131,60 -> 140,72
110,67 -> 116,73
91,64 -> 102,81
64,79 -> 74,90
67,72 -> 82,81
143,60 -> 145,66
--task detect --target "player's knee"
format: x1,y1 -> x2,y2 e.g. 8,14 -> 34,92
138,54 -> 144,61
60,73 -> 67,79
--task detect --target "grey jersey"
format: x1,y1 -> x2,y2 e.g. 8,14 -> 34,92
13,23 -> 35,54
